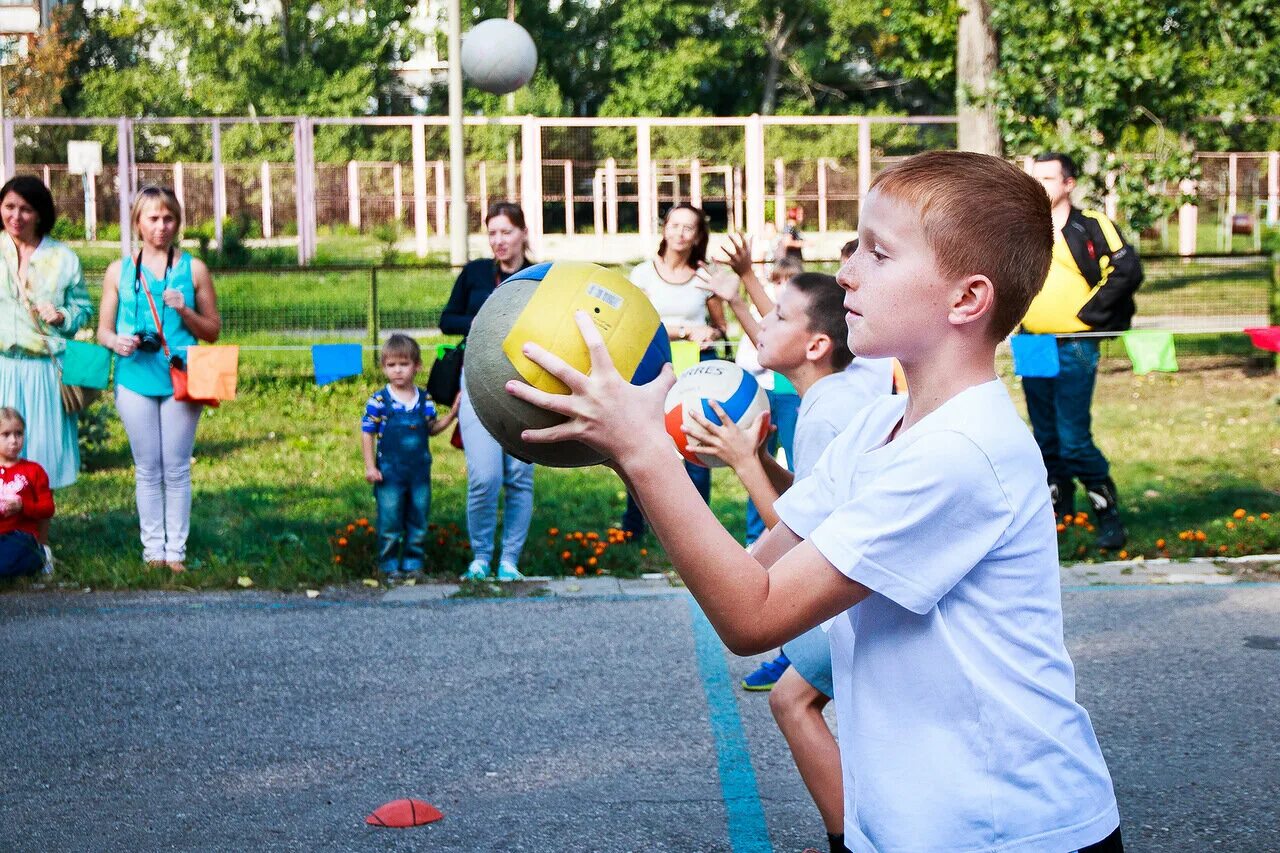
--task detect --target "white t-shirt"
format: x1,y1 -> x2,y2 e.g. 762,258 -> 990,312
775,380 -> 1118,853
630,259 -> 711,329
791,365 -> 892,479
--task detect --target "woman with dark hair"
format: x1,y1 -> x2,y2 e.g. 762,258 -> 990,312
440,202 -> 536,582
621,203 -> 727,538
0,176 -> 92,498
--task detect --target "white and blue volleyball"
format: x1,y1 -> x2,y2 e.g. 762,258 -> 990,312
663,360 -> 771,468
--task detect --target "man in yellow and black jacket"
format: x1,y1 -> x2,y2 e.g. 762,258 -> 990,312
1023,152 -> 1143,550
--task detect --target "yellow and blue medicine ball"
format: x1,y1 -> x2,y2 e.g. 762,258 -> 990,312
463,261 -> 671,468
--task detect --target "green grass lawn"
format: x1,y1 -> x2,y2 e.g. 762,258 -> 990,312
15,353 -> 1280,593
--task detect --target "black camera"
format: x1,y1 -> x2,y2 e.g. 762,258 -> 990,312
134,331 -> 162,353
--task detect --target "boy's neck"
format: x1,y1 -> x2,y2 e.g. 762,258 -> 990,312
388,381 -> 417,398
896,340 -> 999,434
781,360 -> 835,398
0,455 -> 20,467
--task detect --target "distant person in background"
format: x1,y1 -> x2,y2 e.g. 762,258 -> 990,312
778,206 -> 806,260
839,239 -> 858,263
1022,152 -> 1143,550
622,203 -> 728,539
98,186 -> 221,574
0,408 -> 55,578
440,202 -> 536,582
0,176 -> 92,501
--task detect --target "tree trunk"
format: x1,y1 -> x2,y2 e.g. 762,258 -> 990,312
761,49 -> 780,115
956,0 -> 1000,155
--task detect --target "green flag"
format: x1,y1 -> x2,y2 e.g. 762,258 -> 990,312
60,340 -> 111,389
1122,330 -> 1178,375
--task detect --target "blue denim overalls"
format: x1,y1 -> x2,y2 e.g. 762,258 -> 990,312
373,387 -> 434,573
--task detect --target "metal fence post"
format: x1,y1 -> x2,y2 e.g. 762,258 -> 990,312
368,267 -> 380,357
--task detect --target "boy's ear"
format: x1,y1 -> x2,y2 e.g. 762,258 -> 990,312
948,274 -> 996,330
805,332 -> 834,364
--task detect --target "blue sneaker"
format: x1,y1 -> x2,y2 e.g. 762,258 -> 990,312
460,559 -> 490,581
741,653 -> 791,692
496,560 -> 525,582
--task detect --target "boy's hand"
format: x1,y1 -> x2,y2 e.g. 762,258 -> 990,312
719,233 -> 754,277
0,496 -> 20,517
694,263 -> 742,304
684,402 -> 768,470
364,466 -> 383,484
505,311 -> 674,463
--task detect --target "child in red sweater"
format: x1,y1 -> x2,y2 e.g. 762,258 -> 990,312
0,407 -> 55,578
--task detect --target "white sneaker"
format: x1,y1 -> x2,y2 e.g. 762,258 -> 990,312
460,559 -> 490,581
40,545 -> 54,575
496,561 -> 525,582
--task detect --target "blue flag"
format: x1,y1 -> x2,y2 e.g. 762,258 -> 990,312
1010,334 -> 1060,378
312,344 -> 363,386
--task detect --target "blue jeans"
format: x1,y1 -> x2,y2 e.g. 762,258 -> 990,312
459,387 -> 535,566
375,478 -> 431,573
0,531 -> 42,578
745,389 -> 800,545
1022,339 -> 1111,488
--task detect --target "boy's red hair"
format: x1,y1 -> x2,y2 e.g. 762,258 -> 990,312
871,151 -> 1053,340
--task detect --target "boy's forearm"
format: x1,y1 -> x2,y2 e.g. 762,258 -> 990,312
725,297 -> 761,346
360,432 -> 378,469
759,449 -> 794,495
736,457 -> 782,530
741,269 -> 774,316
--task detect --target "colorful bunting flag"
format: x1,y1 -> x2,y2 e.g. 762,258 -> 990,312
1122,330 -> 1178,375
1243,326 -> 1280,353
1009,334 -> 1060,378
60,340 -> 111,389
670,340 -> 701,376
312,343 -> 363,386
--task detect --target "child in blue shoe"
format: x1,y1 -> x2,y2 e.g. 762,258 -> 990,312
361,334 -> 454,577
509,152 -> 1121,852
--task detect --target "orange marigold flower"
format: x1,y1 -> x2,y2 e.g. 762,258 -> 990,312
1233,508 -> 1246,519
574,566 -> 585,576
1247,516 -> 1256,523
1086,524 -> 1095,532
587,557 -> 598,566
1056,523 -> 1066,533
1062,514 -> 1074,525
334,555 -> 342,563
1118,550 -> 1128,560
1194,531 -> 1207,541
586,532 -> 599,540
561,551 -> 571,560
1156,539 -> 1166,549
356,518 -> 369,526
596,568 -> 604,575
639,548 -> 648,556
1218,545 -> 1228,553
1261,513 -> 1271,520
549,527 -> 560,536
337,537 -> 348,546
346,524 -> 356,533
1226,521 -> 1236,530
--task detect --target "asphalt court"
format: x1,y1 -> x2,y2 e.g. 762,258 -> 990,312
1,583 -> 1277,852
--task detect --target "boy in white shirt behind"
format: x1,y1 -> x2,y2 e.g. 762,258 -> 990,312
506,151 -> 1121,852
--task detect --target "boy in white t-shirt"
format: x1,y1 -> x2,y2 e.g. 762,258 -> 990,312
688,271 -> 894,853
506,151 -> 1121,852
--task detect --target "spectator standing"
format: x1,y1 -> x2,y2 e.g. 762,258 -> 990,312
1023,153 -> 1143,549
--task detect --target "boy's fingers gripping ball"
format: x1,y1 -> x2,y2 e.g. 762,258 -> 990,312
663,360 -> 770,468
466,262 -> 671,468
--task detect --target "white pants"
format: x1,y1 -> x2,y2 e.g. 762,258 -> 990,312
115,385 -> 203,562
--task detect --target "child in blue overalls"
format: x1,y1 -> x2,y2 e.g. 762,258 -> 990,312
361,334 -> 455,576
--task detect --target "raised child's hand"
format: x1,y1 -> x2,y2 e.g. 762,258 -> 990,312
505,311 -> 674,464
719,233 -> 754,277
694,263 -> 741,303
364,466 -> 383,484
684,401 -> 768,470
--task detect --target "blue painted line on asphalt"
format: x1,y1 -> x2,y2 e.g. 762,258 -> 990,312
687,598 -> 773,853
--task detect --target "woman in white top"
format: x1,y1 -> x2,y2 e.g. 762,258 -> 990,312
622,204 -> 727,537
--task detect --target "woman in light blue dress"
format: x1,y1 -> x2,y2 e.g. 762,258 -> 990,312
0,176 -> 93,493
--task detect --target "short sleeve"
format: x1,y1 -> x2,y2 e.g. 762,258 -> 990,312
805,430 -> 1014,615
361,395 -> 385,434
775,437 -> 845,538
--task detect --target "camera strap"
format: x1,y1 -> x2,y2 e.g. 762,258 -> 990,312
132,245 -> 175,331
138,249 -> 178,364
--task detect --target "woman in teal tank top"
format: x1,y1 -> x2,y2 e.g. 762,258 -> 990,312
97,187 -> 222,573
